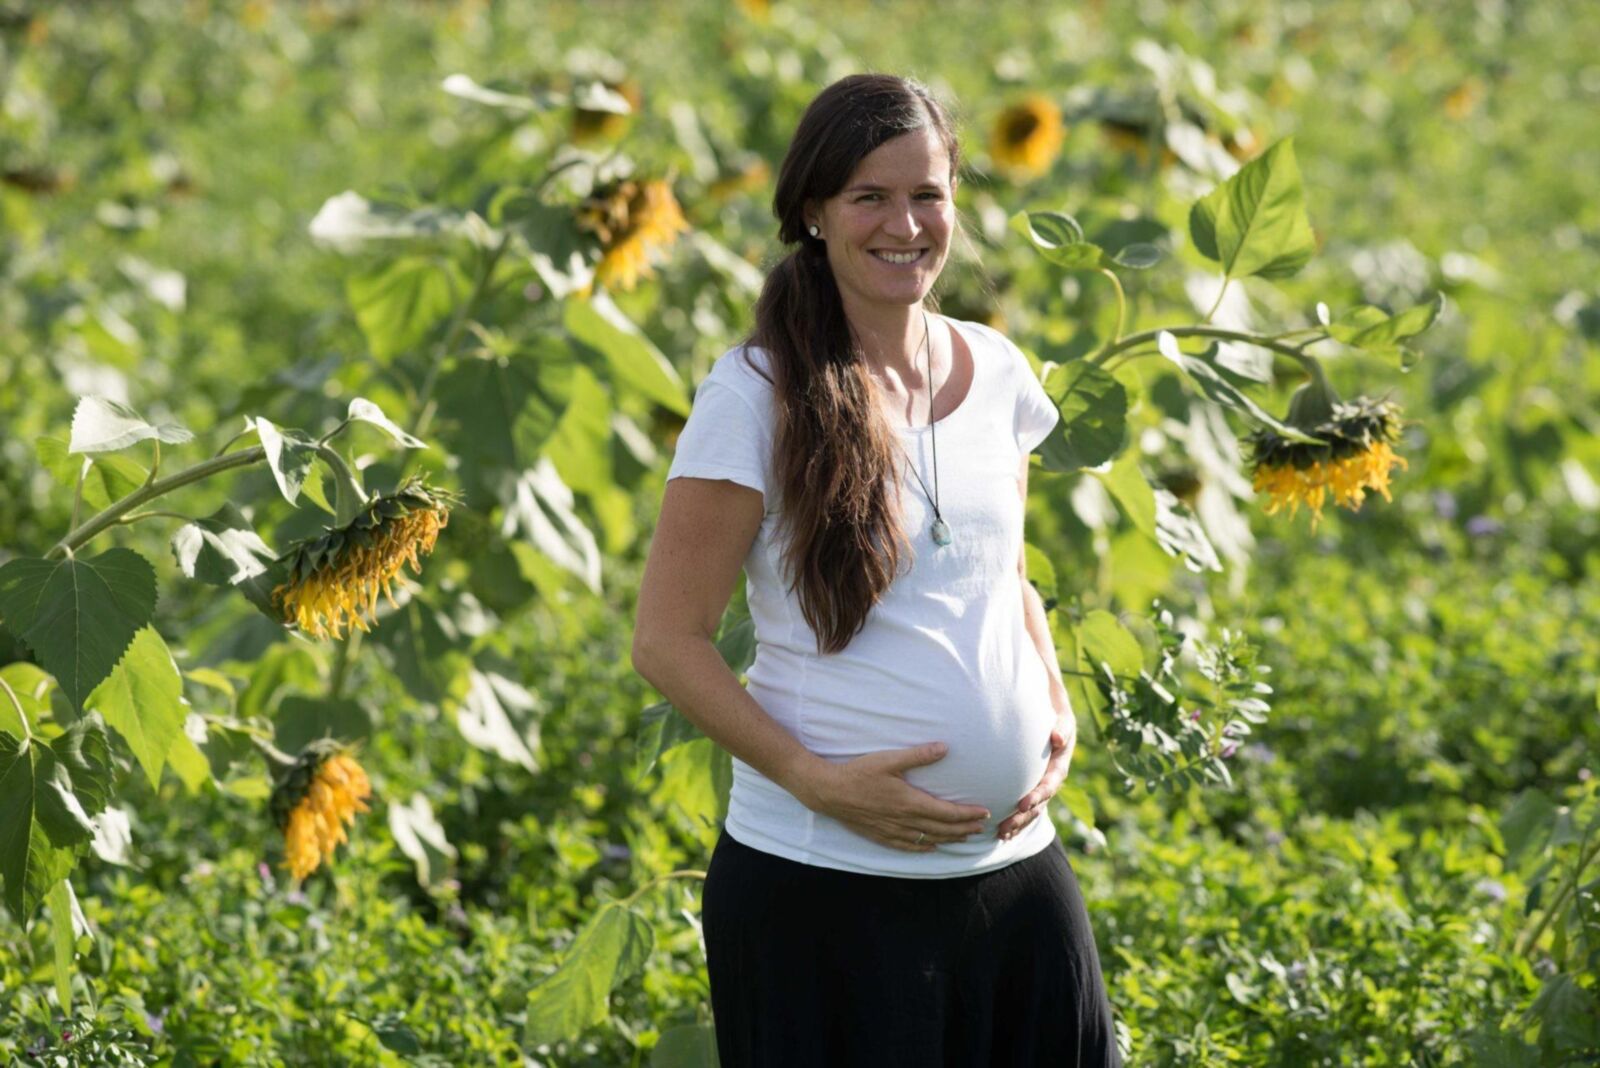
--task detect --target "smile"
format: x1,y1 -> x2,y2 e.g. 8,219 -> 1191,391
871,249 -> 928,265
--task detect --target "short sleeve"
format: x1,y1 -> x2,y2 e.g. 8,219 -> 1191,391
1010,340 -> 1060,455
666,377 -> 772,511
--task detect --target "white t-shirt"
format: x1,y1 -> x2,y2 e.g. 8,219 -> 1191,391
664,314 -> 1064,877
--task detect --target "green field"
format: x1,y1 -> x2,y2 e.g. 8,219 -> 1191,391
2,0 -> 1598,1063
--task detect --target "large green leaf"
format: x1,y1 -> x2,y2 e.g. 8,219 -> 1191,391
346,255 -> 467,364
494,191 -> 596,300
0,717 -> 114,924
524,902 -> 656,1047
1153,488 -> 1223,573
651,1024 -> 721,1067
67,396 -> 193,454
1327,293 -> 1443,368
1094,451 -> 1157,540
347,396 -> 427,449
0,549 -> 158,710
1035,361 -> 1128,472
1078,610 -> 1144,683
454,665 -> 540,770
564,292 -> 690,416
1188,137 -> 1316,280
84,625 -> 189,789
368,594 -> 471,705
435,344 -> 573,474
171,503 -> 287,616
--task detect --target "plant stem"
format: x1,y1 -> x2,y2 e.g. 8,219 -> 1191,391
1200,278 -> 1230,325
1515,829 -> 1600,959
1098,267 -> 1127,349
620,869 -> 708,908
328,629 -> 361,700
47,446 -> 267,559
113,510 -> 197,528
408,233 -> 511,443
0,676 -> 32,743
1088,325 -> 1323,374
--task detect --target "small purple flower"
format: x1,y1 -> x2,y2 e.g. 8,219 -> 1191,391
1220,741 -> 1239,759
1465,515 -> 1503,537
1243,742 -> 1275,764
602,843 -> 633,862
1264,829 -> 1286,848
147,1009 -> 167,1035
1474,878 -> 1508,902
1189,708 -> 1202,723
258,861 -> 273,883
1286,960 -> 1307,984
1432,490 -> 1458,520
1579,767 -> 1592,783
286,889 -> 308,907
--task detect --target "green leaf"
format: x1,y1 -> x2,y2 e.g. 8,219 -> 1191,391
1008,210 -> 1109,270
369,595 -> 471,706
441,73 -> 564,113
1327,293 -> 1444,350
1023,543 -> 1057,603
246,416 -> 320,506
1156,334 -> 1322,444
35,436 -> 148,512
346,255 -> 466,364
435,344 -> 574,473
1035,361 -> 1128,472
84,625 -> 188,789
347,397 -> 427,449
0,549 -> 158,710
495,191 -> 595,300
273,695 -> 374,752
635,699 -> 708,782
565,292 -> 691,416
1153,488 -> 1223,572
308,190 -> 495,253
0,718 -> 114,924
454,666 -> 540,770
1188,137 -> 1316,280
67,396 -> 193,454
1078,610 -> 1144,682
0,663 -> 53,739
386,791 -> 458,890
1499,788 -> 1556,868
524,901 -> 655,1046
651,1023 -> 721,1067
1094,451 -> 1157,540
171,503 -> 288,616
47,879 -> 74,1014
1111,242 -> 1166,269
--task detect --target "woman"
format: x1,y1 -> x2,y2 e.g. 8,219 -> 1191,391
632,73 -> 1121,1067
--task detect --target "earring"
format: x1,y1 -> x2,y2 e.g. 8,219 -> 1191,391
808,224 -> 820,238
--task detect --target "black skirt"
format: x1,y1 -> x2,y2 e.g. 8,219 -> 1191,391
701,827 -> 1122,1067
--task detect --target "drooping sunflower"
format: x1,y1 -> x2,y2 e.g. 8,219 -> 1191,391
271,476 -> 462,641
269,739 -> 373,880
1246,391 -> 1409,531
989,94 -> 1065,180
571,78 -> 644,145
574,177 -> 691,293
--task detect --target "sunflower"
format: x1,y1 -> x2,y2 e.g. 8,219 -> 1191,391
574,177 -> 691,293
989,95 -> 1065,180
271,476 -> 461,641
269,739 -> 373,880
1246,393 -> 1408,531
571,78 -> 643,145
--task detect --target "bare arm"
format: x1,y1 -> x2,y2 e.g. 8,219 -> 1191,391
632,477 -> 828,807
1017,453 -> 1076,751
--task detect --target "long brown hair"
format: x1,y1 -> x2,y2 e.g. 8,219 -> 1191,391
737,73 -> 967,655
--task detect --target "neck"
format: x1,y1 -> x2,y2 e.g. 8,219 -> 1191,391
841,297 -> 932,379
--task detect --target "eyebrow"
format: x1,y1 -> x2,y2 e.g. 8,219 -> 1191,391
844,181 -> 948,193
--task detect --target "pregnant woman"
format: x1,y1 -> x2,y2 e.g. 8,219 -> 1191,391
632,73 -> 1121,1067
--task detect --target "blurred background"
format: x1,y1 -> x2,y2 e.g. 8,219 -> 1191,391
2,0 -> 1598,1064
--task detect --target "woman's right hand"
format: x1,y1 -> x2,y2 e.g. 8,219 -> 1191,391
796,742 -> 991,852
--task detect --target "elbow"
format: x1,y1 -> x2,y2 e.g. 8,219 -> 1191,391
630,631 -> 661,683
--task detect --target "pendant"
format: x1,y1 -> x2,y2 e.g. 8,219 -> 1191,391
930,517 -> 953,546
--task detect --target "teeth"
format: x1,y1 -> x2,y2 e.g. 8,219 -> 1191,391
873,250 -> 923,264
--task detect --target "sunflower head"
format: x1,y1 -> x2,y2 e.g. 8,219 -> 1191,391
1247,394 -> 1409,531
269,739 -> 373,881
271,476 -> 462,641
574,177 -> 690,293
990,95 -> 1065,179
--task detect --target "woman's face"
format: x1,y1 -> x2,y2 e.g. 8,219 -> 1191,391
804,127 -> 957,314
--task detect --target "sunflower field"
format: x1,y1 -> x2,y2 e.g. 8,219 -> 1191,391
3,0 -> 1599,1064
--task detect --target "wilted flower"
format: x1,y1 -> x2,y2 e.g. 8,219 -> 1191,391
269,739 -> 373,880
575,177 -> 690,293
1247,391 -> 1408,531
989,94 -> 1065,180
271,477 -> 461,640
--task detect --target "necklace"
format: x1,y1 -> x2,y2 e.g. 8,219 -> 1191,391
895,309 -> 953,547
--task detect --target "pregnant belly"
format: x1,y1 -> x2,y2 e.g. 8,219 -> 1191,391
898,701 -> 1056,835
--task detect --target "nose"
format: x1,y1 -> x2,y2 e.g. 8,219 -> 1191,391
883,196 -> 920,241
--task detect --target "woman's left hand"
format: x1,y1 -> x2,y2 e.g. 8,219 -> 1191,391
996,711 -> 1075,840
